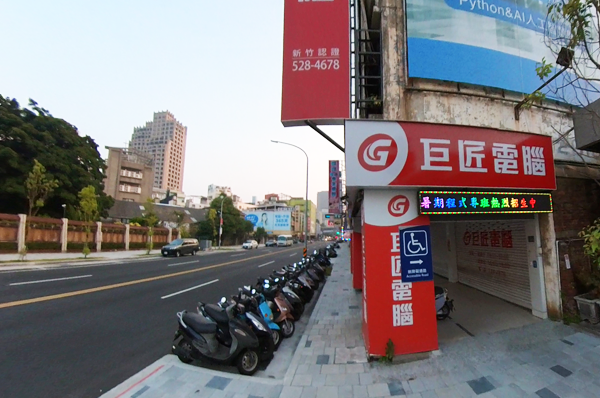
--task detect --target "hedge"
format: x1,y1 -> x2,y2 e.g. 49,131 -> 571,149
26,242 -> 61,251
129,242 -> 147,250
102,242 -> 126,250
0,242 -> 18,251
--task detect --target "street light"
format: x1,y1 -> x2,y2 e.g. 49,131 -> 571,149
61,204 -> 66,219
271,140 -> 309,257
218,194 -> 225,249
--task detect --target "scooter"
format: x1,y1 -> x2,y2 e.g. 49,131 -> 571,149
241,286 -> 283,350
435,286 -> 455,320
172,304 -> 261,375
256,279 -> 295,338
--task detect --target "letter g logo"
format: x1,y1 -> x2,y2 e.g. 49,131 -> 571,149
358,134 -> 398,172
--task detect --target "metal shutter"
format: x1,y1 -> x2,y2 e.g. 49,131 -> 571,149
455,220 -> 531,309
431,223 -> 449,278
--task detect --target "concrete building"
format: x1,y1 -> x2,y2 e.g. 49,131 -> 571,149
103,147 -> 154,203
288,198 -> 317,236
317,191 -> 329,214
152,188 -> 185,207
207,185 -> 232,203
129,111 -> 187,192
185,195 -> 209,209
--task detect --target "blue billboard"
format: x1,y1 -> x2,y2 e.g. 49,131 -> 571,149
406,0 -> 597,105
244,210 -> 291,232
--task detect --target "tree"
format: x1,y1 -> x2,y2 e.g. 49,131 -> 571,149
208,197 -> 251,245
142,199 -> 160,254
196,209 -> 217,243
173,210 -> 190,238
254,227 -> 268,243
25,159 -> 59,218
78,185 -> 99,258
0,96 -> 114,218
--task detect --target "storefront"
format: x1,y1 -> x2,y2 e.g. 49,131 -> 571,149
345,120 -> 556,357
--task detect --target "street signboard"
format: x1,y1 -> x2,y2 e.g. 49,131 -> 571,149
400,225 -> 433,282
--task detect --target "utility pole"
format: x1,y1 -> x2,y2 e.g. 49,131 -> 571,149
218,194 -> 225,249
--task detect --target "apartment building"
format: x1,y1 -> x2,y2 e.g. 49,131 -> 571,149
103,147 -> 154,202
129,111 -> 187,191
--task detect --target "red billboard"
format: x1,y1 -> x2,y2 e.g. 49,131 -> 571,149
329,160 -> 341,213
281,0 -> 350,126
345,121 -> 557,190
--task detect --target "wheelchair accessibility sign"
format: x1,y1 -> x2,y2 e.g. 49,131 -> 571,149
400,225 -> 433,282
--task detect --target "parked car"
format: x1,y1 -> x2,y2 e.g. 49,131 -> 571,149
265,240 -> 277,247
242,240 -> 258,249
162,238 -> 200,257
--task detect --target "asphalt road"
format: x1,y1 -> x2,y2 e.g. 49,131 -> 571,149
0,243 -> 325,398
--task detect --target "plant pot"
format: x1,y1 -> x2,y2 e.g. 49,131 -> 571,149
574,292 -> 600,324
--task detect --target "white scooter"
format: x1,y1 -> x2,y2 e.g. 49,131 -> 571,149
435,286 -> 454,320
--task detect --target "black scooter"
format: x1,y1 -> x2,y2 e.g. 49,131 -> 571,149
172,303 -> 261,375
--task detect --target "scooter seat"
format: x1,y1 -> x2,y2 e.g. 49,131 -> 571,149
434,286 -> 444,296
204,304 -> 230,324
183,312 -> 217,334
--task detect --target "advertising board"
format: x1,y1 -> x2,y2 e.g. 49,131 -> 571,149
418,191 -> 553,215
329,160 -> 342,214
406,0 -> 598,104
345,120 -> 556,190
281,0 -> 350,126
244,210 -> 291,232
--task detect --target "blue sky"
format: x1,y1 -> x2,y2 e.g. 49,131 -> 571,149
0,0 -> 345,205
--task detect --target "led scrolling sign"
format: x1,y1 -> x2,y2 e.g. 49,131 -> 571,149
418,191 -> 553,215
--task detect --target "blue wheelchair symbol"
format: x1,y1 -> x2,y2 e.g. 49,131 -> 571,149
402,230 -> 428,257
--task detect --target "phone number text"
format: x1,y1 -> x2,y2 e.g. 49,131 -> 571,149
292,59 -> 340,71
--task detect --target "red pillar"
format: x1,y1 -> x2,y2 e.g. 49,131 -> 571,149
351,232 -> 363,290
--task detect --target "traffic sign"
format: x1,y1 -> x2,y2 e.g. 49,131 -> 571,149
400,225 -> 433,282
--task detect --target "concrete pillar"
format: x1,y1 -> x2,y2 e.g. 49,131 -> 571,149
177,229 -> 182,239
538,213 -> 561,319
168,227 -> 172,243
61,218 -> 68,253
381,0 -> 408,121
125,224 -> 130,251
17,214 -> 26,252
96,221 -> 103,252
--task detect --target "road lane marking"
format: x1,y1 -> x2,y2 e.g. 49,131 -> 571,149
231,253 -> 245,257
9,275 -> 93,286
161,279 -> 219,299
258,261 -> 275,268
0,246 -> 305,310
167,260 -> 199,267
289,253 -> 297,257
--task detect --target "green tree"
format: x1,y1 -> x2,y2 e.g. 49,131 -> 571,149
208,197 -> 250,245
0,96 -> 114,217
173,210 -> 190,238
25,159 -> 59,218
78,185 -> 99,258
196,208 -> 217,243
143,199 -> 160,254
254,227 -> 268,243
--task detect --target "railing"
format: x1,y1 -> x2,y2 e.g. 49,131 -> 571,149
120,169 -> 143,179
119,185 -> 142,194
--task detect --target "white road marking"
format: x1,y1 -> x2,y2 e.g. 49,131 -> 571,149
9,274 -> 93,286
258,261 -> 275,268
231,253 -> 245,257
289,253 -> 297,257
167,260 -> 199,267
160,279 -> 220,299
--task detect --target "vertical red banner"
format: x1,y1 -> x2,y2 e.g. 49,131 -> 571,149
281,0 -> 350,126
329,160 -> 341,214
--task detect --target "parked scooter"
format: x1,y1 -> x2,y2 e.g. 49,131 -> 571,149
256,279 -> 295,338
172,303 -> 261,375
435,286 -> 454,320
241,286 -> 283,349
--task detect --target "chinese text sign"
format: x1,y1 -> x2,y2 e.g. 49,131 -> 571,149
329,160 -> 341,213
418,192 -> 553,215
281,0 -> 350,126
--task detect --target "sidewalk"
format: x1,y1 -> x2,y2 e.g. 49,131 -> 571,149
0,246 -> 245,271
100,246 -> 600,398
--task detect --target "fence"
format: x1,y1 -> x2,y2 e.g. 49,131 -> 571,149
0,213 -> 179,253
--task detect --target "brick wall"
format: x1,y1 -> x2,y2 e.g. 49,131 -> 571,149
553,176 -> 600,315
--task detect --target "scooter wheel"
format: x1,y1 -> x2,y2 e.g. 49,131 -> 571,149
175,339 -> 193,364
436,303 -> 451,320
236,349 -> 260,376
272,329 -> 283,350
280,319 -> 295,338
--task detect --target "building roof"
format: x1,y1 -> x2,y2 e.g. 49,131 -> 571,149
107,200 -> 208,224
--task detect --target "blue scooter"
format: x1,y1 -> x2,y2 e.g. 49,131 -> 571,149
242,286 -> 283,350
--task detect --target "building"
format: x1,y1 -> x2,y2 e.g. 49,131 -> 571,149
107,200 -> 206,230
287,198 -> 317,236
129,111 -> 187,192
316,191 -> 329,215
185,195 -> 209,209
207,185 -> 232,203
103,147 -> 154,203
152,188 -> 185,207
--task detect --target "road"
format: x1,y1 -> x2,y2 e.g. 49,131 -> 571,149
0,243 -> 323,398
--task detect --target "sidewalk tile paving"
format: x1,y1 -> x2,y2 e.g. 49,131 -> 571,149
100,245 -> 600,398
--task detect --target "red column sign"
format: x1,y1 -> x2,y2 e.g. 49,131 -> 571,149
281,0 -> 350,126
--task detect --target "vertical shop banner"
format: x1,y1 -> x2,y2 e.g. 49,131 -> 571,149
281,0 -> 350,126
329,160 -> 341,213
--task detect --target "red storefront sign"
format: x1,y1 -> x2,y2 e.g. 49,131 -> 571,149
281,0 -> 350,126
329,160 -> 341,213
345,121 -> 557,190
361,190 -> 438,356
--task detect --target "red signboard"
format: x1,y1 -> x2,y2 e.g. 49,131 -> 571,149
345,121 -> 557,190
329,160 -> 341,213
281,0 -> 350,126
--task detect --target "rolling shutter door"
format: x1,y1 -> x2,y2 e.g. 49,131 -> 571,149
430,223 -> 449,278
455,220 -> 531,309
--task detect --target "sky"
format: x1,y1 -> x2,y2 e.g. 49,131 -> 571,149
0,1 -> 345,205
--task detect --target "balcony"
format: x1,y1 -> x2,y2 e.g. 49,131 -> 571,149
119,185 -> 142,194
120,169 -> 143,179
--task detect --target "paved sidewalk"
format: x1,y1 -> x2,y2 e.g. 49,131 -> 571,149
100,246 -> 600,398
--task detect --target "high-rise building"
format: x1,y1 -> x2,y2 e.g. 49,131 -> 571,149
129,111 -> 187,192
317,191 -> 329,214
